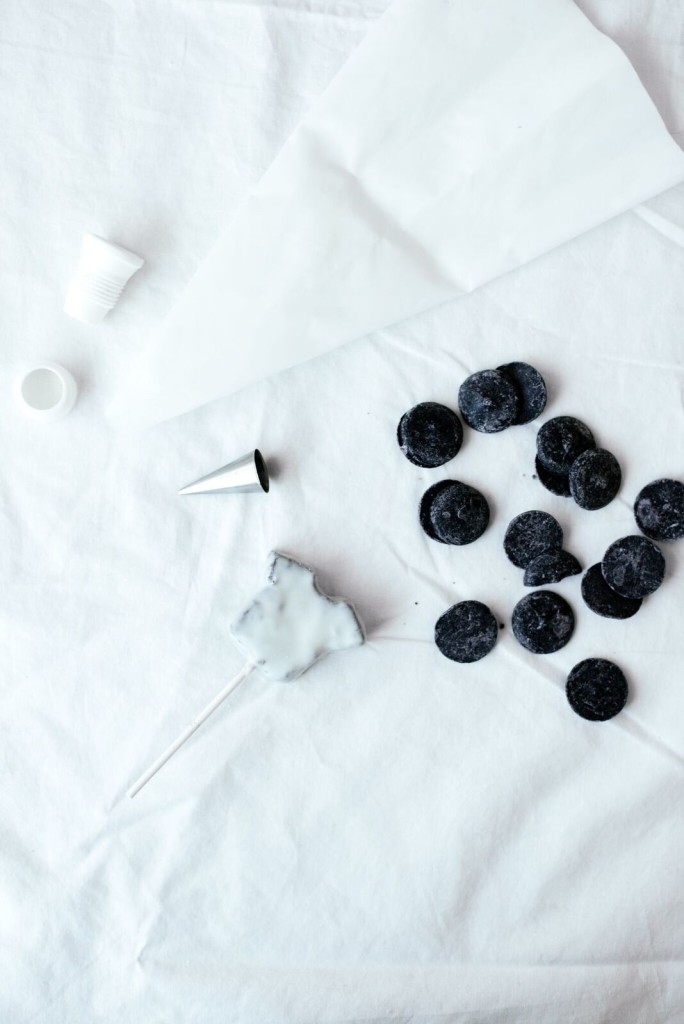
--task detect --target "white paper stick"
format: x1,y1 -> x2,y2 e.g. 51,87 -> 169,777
127,661 -> 255,798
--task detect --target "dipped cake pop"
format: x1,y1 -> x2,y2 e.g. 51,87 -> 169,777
128,552 -> 364,797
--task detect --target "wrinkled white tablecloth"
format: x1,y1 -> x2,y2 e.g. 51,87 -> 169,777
1,2 -> 683,1021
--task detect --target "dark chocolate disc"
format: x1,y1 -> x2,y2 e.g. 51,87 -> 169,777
503,510 -> 563,569
435,600 -> 498,663
601,535 -> 665,600
566,658 -> 628,721
458,369 -> 519,433
419,480 -> 490,545
397,402 -> 463,468
511,590 -> 574,654
523,550 -> 581,587
536,416 -> 595,475
581,563 -> 642,619
497,362 -> 547,425
535,456 -> 571,497
569,448 -> 622,511
634,478 -> 684,542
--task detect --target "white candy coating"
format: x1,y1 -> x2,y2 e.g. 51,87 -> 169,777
229,552 -> 364,681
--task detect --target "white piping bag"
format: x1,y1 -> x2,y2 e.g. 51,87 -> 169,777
109,0 -> 684,428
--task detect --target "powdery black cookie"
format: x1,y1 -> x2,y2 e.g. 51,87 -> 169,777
523,550 -> 581,587
601,535 -> 665,600
535,456 -> 571,498
511,590 -> 575,654
569,448 -> 622,511
536,416 -> 595,475
397,402 -> 463,468
566,659 -> 629,722
458,369 -> 519,434
634,478 -> 684,542
497,362 -> 547,425
420,480 -> 490,545
435,600 -> 499,663
581,563 -> 642,620
503,510 -> 563,569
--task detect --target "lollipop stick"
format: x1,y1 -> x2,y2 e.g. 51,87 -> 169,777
127,661 -> 255,798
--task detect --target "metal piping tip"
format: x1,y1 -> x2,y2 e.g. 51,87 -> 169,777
179,449 -> 270,495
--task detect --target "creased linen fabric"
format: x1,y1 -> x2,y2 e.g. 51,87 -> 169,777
1,1 -> 683,1021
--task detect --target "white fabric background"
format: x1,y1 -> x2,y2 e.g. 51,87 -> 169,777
1,2 -> 683,1022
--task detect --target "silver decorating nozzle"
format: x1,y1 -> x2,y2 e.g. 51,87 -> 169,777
179,449 -> 270,496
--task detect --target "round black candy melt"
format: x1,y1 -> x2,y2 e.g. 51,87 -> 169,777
523,550 -> 581,587
497,362 -> 547,425
419,480 -> 490,545
566,658 -> 628,722
581,563 -> 642,620
536,416 -> 595,475
503,510 -> 563,569
634,478 -> 684,542
397,402 -> 463,468
458,369 -> 519,434
435,600 -> 498,663
511,590 -> 575,654
601,535 -> 665,600
569,448 -> 621,511
535,456 -> 571,497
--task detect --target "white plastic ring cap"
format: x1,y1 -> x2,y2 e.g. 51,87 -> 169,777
15,362 -> 78,422
64,233 -> 145,325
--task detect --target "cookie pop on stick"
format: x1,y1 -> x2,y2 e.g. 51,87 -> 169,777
127,552 -> 364,797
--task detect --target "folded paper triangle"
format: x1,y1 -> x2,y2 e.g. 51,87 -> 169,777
110,0 -> 684,428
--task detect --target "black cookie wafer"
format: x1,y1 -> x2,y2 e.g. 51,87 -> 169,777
581,563 -> 642,619
511,590 -> 575,654
458,369 -> 519,434
397,402 -> 463,468
566,658 -> 629,721
569,448 -> 621,511
435,600 -> 499,663
504,510 -> 563,569
601,535 -> 665,600
497,362 -> 547,425
420,480 -> 490,545
523,550 -> 581,587
535,456 -> 571,497
634,478 -> 684,542
536,416 -> 595,475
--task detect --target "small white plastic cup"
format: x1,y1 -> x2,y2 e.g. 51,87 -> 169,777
15,362 -> 78,422
64,233 -> 144,324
